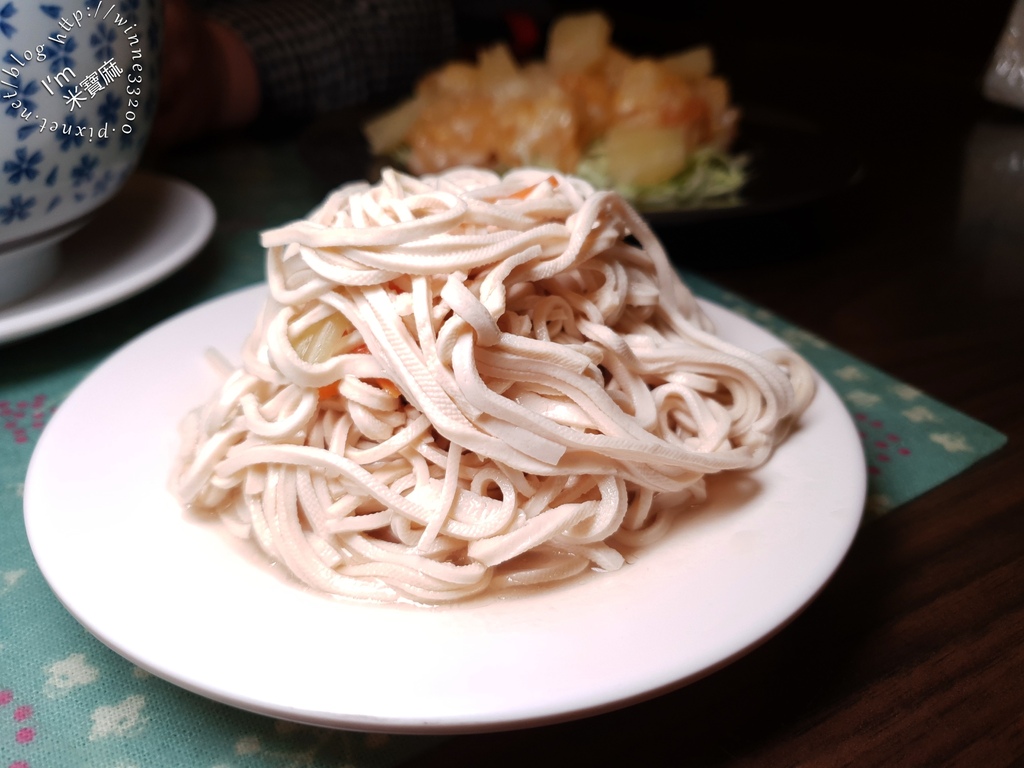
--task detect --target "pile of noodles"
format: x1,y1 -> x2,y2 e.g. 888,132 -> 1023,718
172,166 -> 816,604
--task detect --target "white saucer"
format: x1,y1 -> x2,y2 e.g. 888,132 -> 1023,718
25,285 -> 866,734
0,172 -> 216,345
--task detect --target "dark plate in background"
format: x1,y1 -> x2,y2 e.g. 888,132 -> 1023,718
297,103 -> 862,230
639,106 -> 863,227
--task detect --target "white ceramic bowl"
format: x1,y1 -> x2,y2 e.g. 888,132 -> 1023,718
1,0 -> 163,306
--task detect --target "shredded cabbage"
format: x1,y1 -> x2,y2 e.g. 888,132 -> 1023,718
576,146 -> 749,211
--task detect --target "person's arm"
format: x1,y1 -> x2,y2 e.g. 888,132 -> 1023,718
151,0 -> 261,148
153,0 -> 458,148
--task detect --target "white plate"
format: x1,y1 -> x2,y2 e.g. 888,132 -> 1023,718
24,284 -> 865,734
0,172 -> 215,345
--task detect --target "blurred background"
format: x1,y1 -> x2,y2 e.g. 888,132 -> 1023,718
147,0 -> 1023,382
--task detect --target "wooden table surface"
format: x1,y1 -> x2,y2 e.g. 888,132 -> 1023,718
404,4 -> 1024,766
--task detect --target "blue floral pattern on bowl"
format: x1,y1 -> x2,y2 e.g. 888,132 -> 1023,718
1,0 -> 162,249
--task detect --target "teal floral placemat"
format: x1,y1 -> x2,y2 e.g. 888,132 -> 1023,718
1,270 -> 1006,766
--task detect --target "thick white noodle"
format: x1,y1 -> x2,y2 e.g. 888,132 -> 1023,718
172,166 -> 816,604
